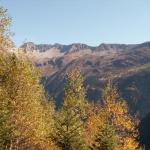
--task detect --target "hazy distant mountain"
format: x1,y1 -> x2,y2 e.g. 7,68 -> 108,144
20,41 -> 150,118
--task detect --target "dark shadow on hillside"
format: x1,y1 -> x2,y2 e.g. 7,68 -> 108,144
139,112 -> 150,150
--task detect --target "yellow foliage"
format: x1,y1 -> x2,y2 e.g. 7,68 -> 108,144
0,7 -> 13,51
0,54 -> 57,149
86,79 -> 141,150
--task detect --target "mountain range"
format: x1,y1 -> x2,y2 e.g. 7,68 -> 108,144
20,41 -> 150,119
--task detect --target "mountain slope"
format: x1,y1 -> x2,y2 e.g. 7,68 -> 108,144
20,41 -> 150,118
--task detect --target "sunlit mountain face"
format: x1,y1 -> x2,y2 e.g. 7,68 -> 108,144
20,41 -> 150,118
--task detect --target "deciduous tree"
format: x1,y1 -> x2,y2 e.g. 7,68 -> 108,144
0,54 -> 56,149
0,6 -> 13,51
86,79 -> 141,150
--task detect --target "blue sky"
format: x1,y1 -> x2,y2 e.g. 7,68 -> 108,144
0,0 -> 150,46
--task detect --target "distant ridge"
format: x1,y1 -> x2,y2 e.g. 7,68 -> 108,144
20,41 -> 150,119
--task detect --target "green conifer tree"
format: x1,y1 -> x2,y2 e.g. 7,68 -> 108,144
90,124 -> 118,150
54,68 -> 86,150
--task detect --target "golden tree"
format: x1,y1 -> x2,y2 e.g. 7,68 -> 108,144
0,6 -> 58,149
0,6 -> 13,51
0,53 -> 57,149
86,79 -> 141,150
64,68 -> 87,115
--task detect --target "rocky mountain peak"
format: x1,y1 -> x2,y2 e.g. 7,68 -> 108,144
21,42 -> 36,51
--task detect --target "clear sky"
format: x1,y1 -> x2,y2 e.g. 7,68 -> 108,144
0,0 -> 150,46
